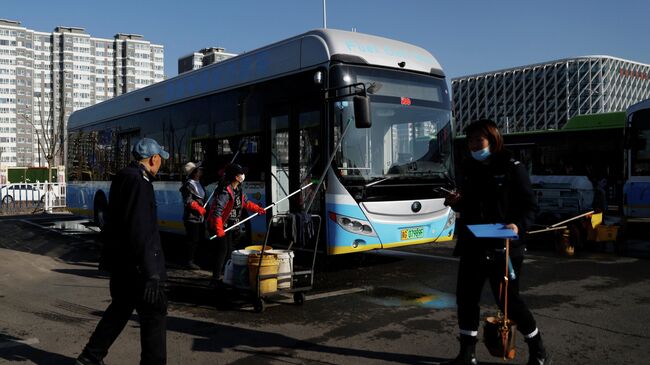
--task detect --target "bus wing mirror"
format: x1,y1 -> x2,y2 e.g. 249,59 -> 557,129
353,95 -> 371,128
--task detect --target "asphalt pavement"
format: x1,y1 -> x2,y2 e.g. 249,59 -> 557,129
1,213 -> 649,364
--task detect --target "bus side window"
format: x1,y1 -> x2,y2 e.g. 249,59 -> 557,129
116,130 -> 140,171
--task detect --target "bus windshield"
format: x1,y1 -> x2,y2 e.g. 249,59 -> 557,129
630,117 -> 650,176
331,65 -> 452,200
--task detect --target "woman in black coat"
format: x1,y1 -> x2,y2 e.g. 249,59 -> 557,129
444,119 -> 550,365
180,162 -> 206,270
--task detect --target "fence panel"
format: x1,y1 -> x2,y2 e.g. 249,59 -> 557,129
0,182 -> 67,214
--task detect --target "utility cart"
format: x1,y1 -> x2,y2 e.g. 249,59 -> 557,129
226,213 -> 321,313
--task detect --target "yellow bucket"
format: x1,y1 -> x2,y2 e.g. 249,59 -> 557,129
245,245 -> 273,252
248,253 -> 279,294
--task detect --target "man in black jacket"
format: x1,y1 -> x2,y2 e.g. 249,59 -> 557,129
76,138 -> 169,365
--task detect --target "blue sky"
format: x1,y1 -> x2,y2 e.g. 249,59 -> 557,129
3,0 -> 649,80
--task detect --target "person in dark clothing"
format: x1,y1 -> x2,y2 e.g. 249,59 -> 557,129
179,161 -> 206,270
76,138 -> 169,365
444,119 -> 550,365
206,163 -> 266,286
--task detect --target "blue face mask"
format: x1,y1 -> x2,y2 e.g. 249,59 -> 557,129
471,146 -> 491,161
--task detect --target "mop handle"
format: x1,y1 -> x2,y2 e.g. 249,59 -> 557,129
504,238 -> 509,324
502,238 -> 510,360
550,210 -> 595,228
209,182 -> 313,240
527,225 -> 567,235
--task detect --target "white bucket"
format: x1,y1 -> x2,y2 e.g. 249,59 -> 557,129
223,260 -> 234,285
267,249 -> 294,289
230,249 -> 256,288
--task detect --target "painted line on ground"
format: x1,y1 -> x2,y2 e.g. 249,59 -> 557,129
241,287 -> 367,311
370,249 -> 459,262
370,249 -> 536,264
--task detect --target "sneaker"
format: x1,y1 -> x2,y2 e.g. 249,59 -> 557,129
76,353 -> 106,365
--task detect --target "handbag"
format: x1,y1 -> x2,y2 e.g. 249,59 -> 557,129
483,238 -> 517,360
484,312 -> 516,359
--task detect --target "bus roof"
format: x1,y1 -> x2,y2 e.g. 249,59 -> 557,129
627,98 -> 650,116
69,28 -> 443,129
456,112 -> 625,139
562,112 -> 625,131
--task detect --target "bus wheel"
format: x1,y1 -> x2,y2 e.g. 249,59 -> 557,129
94,192 -> 108,230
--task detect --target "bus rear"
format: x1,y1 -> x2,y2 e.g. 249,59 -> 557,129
625,99 -> 650,221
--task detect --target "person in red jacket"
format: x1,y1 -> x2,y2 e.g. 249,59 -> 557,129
206,164 -> 265,286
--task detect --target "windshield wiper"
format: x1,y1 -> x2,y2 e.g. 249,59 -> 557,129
364,176 -> 395,188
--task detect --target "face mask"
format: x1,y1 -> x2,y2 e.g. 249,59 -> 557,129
236,174 -> 245,183
471,146 -> 491,161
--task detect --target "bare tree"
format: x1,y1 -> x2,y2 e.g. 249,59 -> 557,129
17,93 -> 65,183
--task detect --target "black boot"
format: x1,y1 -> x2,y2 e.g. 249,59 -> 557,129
444,335 -> 478,365
526,332 -> 552,365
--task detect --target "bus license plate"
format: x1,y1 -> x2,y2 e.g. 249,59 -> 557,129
401,226 -> 424,240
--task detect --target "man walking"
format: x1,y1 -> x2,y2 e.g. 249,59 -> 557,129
76,138 -> 169,365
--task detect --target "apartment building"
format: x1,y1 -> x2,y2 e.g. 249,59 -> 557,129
0,19 -> 164,168
178,47 -> 236,74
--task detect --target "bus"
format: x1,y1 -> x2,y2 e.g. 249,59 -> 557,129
455,113 -> 626,211
624,99 -> 650,224
454,113 -> 627,248
66,29 -> 456,255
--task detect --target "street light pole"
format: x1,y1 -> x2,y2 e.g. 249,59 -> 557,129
323,0 -> 327,29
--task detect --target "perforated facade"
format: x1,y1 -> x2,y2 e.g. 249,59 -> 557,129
452,56 -> 650,134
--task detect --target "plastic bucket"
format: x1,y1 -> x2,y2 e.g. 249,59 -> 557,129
248,253 -> 278,294
223,260 -> 234,285
245,245 -> 273,252
231,249 -> 256,288
267,250 -> 294,289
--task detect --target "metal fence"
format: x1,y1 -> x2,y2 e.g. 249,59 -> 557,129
0,182 -> 66,214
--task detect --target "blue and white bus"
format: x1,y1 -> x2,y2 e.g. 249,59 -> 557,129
66,29 -> 456,255
624,99 -> 650,223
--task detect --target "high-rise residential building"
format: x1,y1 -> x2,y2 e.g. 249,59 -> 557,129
178,47 -> 236,74
452,56 -> 650,134
0,19 -> 164,168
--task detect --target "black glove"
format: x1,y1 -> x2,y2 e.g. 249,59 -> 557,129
143,276 -> 162,305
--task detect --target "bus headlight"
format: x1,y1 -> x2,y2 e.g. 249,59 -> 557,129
443,211 -> 456,230
330,212 -> 377,237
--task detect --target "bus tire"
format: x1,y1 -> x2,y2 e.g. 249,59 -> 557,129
94,192 -> 108,230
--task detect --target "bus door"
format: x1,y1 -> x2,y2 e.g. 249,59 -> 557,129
268,105 -> 291,216
266,101 -> 323,248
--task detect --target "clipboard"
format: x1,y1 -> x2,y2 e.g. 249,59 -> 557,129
467,224 -> 518,240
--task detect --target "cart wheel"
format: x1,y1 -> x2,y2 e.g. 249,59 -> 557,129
253,298 -> 265,313
293,292 -> 305,305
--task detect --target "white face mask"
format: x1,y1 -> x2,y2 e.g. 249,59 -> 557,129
236,174 -> 245,183
471,146 -> 491,161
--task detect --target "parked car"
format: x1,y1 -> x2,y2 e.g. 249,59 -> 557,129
0,183 -> 47,205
